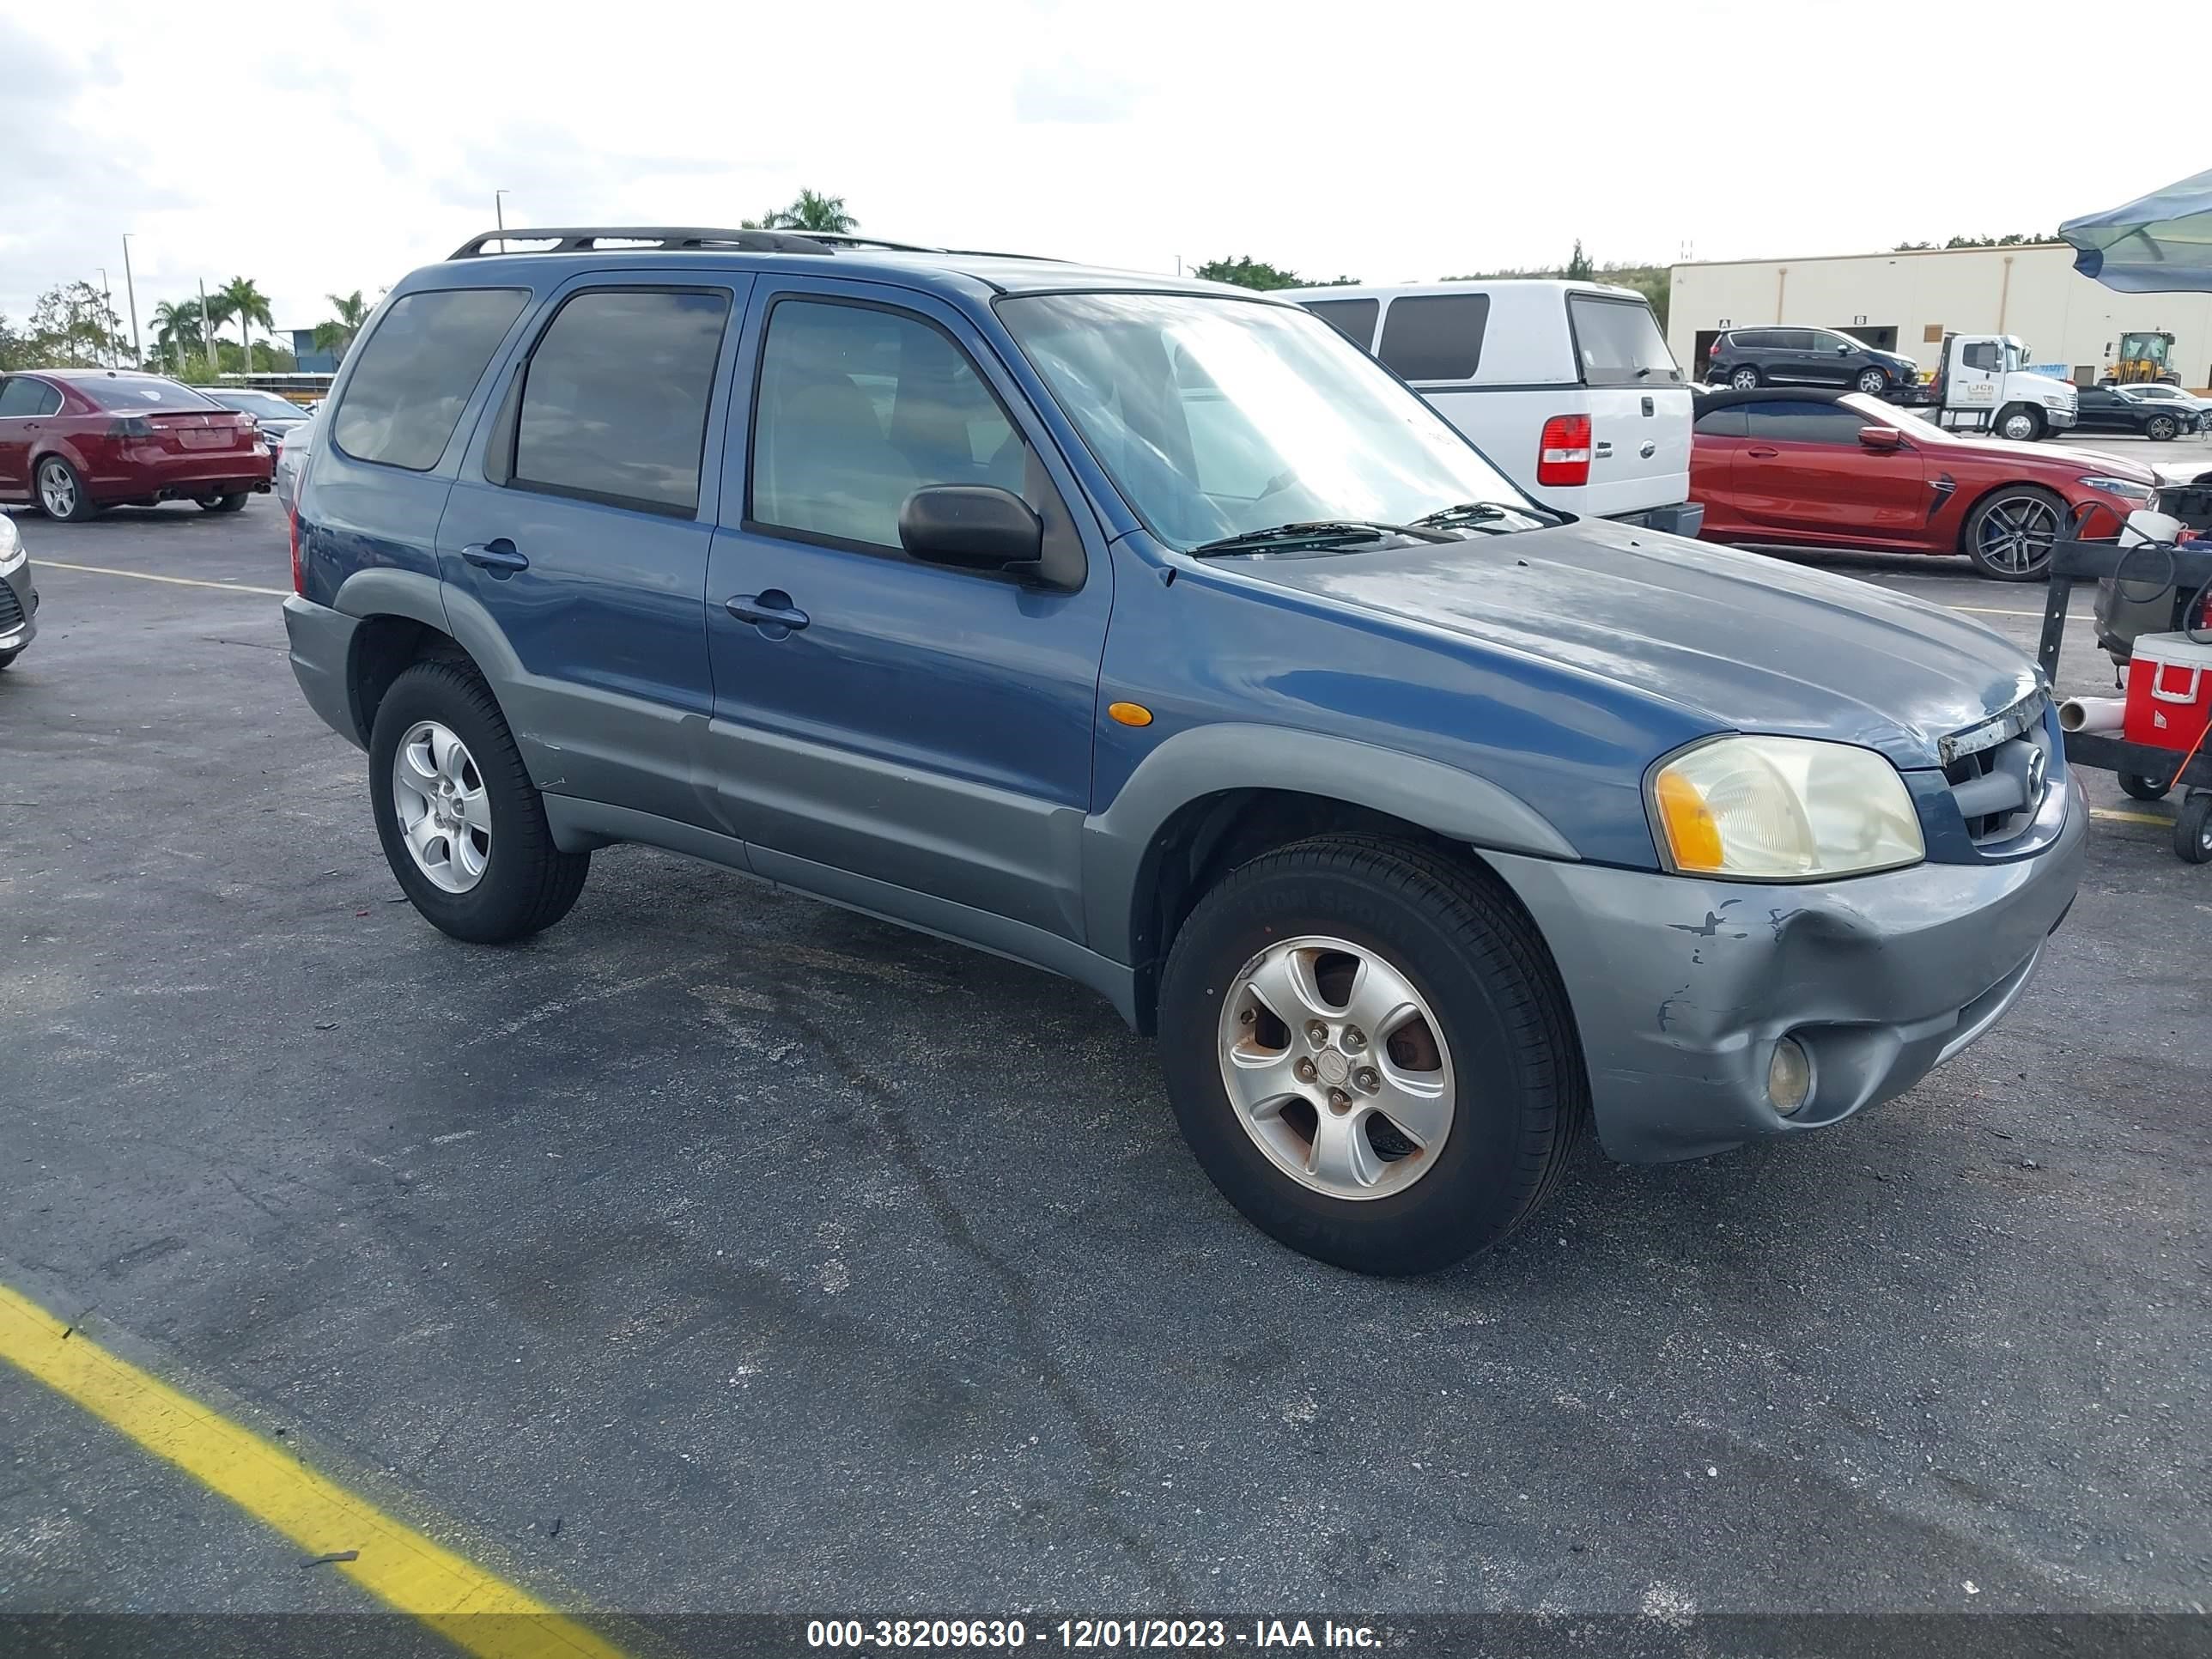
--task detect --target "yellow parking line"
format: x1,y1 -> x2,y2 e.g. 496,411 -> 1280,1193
2090,806 -> 2176,827
33,559 -> 289,598
0,1283 -> 623,1659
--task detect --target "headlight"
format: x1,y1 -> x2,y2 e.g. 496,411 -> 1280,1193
0,512 -> 22,573
1649,736 -> 1924,881
2080,475 -> 2154,502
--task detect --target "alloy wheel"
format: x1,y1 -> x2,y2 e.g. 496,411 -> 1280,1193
1730,368 -> 1759,391
1856,369 -> 1887,394
38,461 -> 76,518
1978,495 -> 2060,575
391,719 -> 491,893
2001,411 -> 2039,441
1217,935 -> 1455,1201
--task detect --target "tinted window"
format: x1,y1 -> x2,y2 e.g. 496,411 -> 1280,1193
1376,294 -> 1489,381
1960,340 -> 2002,372
1771,330 -> 1819,350
750,300 -> 1021,550
1729,330 -> 1777,349
332,288 -> 527,471
1303,298 -> 1379,351
0,379 -> 52,416
510,289 -> 731,516
1692,404 -> 1747,436
1741,399 -> 1868,444
1571,296 -> 1680,386
82,375 -> 216,411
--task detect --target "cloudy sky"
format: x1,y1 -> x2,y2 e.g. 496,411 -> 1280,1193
0,1 -> 2185,348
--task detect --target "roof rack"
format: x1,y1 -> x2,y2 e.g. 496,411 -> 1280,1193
447,227 -> 836,259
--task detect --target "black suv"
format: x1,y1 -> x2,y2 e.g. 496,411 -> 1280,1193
1706,326 -> 1920,397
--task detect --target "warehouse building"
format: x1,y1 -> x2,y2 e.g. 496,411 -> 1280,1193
1666,243 -> 2212,389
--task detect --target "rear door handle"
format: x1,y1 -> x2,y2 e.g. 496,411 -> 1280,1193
726,590 -> 810,635
461,538 -> 528,576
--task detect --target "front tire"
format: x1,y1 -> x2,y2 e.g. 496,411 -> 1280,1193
2146,415 -> 2179,442
2178,794 -> 2212,865
1963,485 -> 2063,580
1855,368 -> 1890,395
2118,769 -> 2172,803
0,649 -> 17,672
1156,836 -> 1585,1276
368,659 -> 590,943
35,456 -> 98,521
198,493 -> 249,514
1996,404 -> 2045,442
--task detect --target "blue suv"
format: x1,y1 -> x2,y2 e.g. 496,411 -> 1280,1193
285,227 -> 2086,1274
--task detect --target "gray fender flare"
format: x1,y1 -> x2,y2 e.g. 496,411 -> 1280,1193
1080,721 -> 1578,964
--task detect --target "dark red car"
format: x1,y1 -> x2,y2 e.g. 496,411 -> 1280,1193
1691,388 -> 2158,580
0,369 -> 274,521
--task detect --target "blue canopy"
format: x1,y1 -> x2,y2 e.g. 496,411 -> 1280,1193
2061,169 -> 2212,293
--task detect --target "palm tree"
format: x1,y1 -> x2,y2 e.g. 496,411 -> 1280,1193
741,191 -> 857,234
216,276 -> 273,367
150,298 -> 204,371
313,289 -> 370,361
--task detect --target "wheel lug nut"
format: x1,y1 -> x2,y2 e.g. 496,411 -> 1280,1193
1295,1057 -> 1317,1083
1239,1006 -> 1255,1024
1357,1068 -> 1380,1092
1306,1021 -> 1328,1046
1342,1027 -> 1366,1052
1327,1088 -> 1352,1113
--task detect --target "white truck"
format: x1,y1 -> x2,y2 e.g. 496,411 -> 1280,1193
1910,332 -> 2079,442
1279,280 -> 1701,534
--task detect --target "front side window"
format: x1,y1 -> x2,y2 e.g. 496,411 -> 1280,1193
512,288 -> 732,515
1741,400 -> 1869,445
332,288 -> 527,471
1961,341 -> 2002,372
1570,296 -> 1680,386
750,300 -> 1022,550
1000,291 -> 1534,550
1772,329 -> 1819,351
1376,293 -> 1488,381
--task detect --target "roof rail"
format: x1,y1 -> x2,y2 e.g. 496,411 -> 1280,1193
787,231 -> 949,253
447,227 -> 835,259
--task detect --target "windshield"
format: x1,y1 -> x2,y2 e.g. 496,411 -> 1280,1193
1839,392 -> 1953,441
999,292 -> 1535,550
210,390 -> 306,420
2003,341 -> 2031,372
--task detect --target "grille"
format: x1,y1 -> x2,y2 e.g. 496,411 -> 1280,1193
0,584 -> 22,635
1941,693 -> 2054,847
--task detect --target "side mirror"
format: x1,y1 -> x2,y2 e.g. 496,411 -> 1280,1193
899,484 -> 1044,578
1858,425 -> 1905,452
1837,343 -> 1853,355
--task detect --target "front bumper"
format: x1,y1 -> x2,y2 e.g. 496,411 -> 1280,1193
0,555 -> 36,658
2045,408 -> 2078,430
1611,501 -> 1705,538
283,593 -> 365,749
1486,777 -> 2087,1162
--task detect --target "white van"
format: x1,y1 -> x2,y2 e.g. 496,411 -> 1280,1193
1280,280 -> 1700,534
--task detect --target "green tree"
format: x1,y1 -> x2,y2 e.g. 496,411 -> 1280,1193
0,313 -> 30,372
150,298 -> 204,370
313,289 -> 371,360
215,276 -> 273,364
742,190 -> 857,234
1565,239 -> 1595,282
1192,255 -> 1305,290
27,281 -> 125,367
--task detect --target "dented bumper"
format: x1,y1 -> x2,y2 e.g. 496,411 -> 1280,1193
1485,778 -> 2087,1163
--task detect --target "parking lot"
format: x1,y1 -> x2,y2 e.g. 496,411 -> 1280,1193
3,449 -> 2208,1640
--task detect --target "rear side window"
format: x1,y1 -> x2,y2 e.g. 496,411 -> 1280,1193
1570,296 -> 1680,386
82,376 -> 216,411
1729,330 -> 1776,349
332,288 -> 527,471
1692,404 -> 1747,436
0,379 -> 58,416
750,299 -> 1022,550
1376,294 -> 1489,381
1742,400 -> 1866,444
511,288 -> 732,516
1304,299 -> 1379,351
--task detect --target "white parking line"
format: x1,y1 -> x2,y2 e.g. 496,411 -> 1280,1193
33,561 -> 289,599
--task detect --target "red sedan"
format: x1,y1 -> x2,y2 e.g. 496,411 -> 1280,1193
0,369 -> 273,522
1691,388 -> 2157,580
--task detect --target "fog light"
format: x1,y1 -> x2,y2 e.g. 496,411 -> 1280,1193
1768,1037 -> 1812,1115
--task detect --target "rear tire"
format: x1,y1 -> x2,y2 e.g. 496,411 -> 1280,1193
1963,485 -> 2063,580
34,456 -> 98,521
1156,835 -> 1585,1276
368,659 -> 590,943
2118,769 -> 2172,803
199,493 -> 249,514
1728,366 -> 1761,391
2176,794 -> 2212,865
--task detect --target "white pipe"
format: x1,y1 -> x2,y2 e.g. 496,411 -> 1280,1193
2060,696 -> 2126,734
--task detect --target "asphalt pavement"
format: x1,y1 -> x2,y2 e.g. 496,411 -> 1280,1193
0,483 -> 2206,1636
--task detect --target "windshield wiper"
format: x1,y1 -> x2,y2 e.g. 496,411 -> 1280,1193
1189,520 -> 1452,556
1411,500 -> 1569,531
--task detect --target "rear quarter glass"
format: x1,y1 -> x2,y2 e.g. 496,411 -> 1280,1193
330,288 -> 530,471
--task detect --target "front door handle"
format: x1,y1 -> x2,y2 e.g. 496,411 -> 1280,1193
1747,447 -> 1780,459
461,538 -> 528,576
726,590 -> 810,636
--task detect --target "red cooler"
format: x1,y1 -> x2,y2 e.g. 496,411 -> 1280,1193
2123,632 -> 2212,753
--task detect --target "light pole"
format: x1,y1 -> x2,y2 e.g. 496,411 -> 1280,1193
121,234 -> 143,368
97,268 -> 114,365
495,189 -> 509,252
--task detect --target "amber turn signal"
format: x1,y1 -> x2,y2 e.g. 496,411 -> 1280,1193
1108,702 -> 1154,727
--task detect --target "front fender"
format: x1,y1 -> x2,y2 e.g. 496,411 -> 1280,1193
1080,720 -> 1577,964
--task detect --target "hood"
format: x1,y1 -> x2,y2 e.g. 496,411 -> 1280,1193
1225,520 -> 2039,768
1969,436 -> 2155,480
